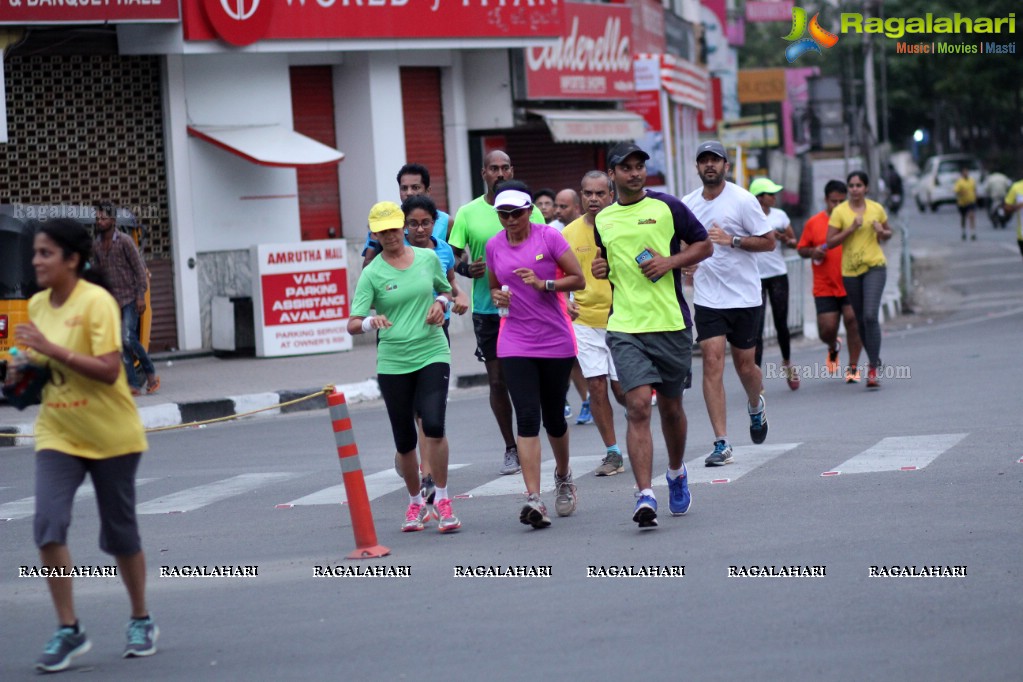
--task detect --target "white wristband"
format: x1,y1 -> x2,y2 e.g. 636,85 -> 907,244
361,316 -> 375,333
435,295 -> 451,311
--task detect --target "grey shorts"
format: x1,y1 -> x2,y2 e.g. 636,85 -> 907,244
605,328 -> 693,398
35,449 -> 143,556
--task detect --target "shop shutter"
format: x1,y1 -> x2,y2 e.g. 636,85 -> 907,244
502,126 -> 603,197
290,66 -> 343,240
400,67 -> 449,212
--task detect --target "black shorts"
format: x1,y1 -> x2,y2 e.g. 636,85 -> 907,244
814,295 -> 851,315
694,304 -> 761,349
605,328 -> 692,398
958,203 -> 976,216
35,450 -> 143,556
472,313 -> 500,363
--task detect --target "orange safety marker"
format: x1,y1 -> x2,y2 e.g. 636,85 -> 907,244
328,389 -> 390,559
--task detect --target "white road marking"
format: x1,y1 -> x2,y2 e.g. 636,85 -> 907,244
137,473 -> 298,514
652,443 -> 802,486
283,464 -> 471,506
0,479 -> 157,521
822,434 -> 968,476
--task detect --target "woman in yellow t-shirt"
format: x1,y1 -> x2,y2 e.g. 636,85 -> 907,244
8,219 -> 157,672
826,170 -> 892,389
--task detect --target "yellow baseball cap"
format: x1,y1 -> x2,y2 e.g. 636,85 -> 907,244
367,201 -> 405,233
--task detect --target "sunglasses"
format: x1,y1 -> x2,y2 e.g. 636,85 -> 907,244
496,207 -> 528,220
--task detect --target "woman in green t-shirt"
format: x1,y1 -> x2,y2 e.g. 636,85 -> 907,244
347,201 -> 460,534
826,170 -> 893,389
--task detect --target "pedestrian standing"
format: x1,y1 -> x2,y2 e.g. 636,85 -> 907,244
347,202 -> 460,533
562,171 -> 627,475
749,177 -> 800,390
485,183 -> 585,528
447,151 -> 545,476
592,143 -> 712,528
90,201 -> 159,396
682,141 -> 775,468
8,219 -> 157,673
826,170 -> 892,389
796,180 -> 863,382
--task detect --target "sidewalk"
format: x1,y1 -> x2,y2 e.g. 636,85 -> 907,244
1,328 -> 487,447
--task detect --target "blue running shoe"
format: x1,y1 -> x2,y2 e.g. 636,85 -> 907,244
749,395 -> 768,444
667,465 -> 692,516
564,401 -> 572,419
632,494 -> 658,529
36,626 -> 91,672
704,439 -> 734,467
575,400 -> 593,425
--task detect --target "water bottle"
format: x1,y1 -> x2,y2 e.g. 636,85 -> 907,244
8,347 -> 28,373
497,285 -> 510,318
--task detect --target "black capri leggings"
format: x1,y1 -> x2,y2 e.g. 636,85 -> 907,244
500,356 -> 575,439
755,273 -> 791,367
377,362 -> 450,454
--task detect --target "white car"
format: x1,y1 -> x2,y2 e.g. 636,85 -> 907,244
914,154 -> 987,212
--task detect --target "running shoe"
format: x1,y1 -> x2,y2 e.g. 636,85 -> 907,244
499,447 -> 521,475
35,626 -> 92,672
564,401 -> 572,419
866,366 -> 880,389
435,498 -> 461,533
632,493 -> 658,529
749,395 -> 768,444
519,493 -> 551,529
554,469 -> 577,517
575,400 -> 594,425
666,465 -> 692,516
123,616 -> 159,658
402,503 -> 425,532
594,450 -> 625,476
704,439 -> 734,467
826,338 -> 843,374
845,367 -> 861,384
786,365 -> 800,391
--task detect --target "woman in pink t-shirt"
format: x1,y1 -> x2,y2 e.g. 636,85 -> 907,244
486,183 -> 585,529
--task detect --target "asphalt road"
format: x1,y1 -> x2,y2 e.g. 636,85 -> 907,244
1,205 -> 1020,680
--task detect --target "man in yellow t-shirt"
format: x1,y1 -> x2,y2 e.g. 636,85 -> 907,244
953,165 -> 977,241
562,171 -> 625,476
1003,179 -> 1023,260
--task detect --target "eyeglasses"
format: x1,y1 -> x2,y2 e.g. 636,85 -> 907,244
406,220 -> 434,230
496,207 -> 528,220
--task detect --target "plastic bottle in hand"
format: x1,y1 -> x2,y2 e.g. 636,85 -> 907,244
812,243 -> 828,266
7,347 -> 28,380
498,285 -> 510,318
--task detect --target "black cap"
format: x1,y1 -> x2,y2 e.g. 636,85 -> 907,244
695,140 -> 728,162
608,142 -> 650,168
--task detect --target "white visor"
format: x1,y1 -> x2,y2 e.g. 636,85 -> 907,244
493,190 -> 532,210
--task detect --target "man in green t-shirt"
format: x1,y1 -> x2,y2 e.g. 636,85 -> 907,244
447,150 -> 543,476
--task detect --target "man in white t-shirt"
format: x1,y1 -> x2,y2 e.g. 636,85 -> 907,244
682,141 -> 775,467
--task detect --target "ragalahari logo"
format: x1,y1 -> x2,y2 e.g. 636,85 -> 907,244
783,7 -> 840,62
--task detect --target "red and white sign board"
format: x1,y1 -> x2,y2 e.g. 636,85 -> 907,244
745,1 -> 794,23
0,0 -> 179,24
251,240 -> 352,357
525,2 -> 633,100
184,0 -> 563,46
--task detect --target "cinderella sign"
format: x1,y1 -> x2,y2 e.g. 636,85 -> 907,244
525,2 -> 633,100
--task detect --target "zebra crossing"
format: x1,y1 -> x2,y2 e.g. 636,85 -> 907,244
0,434 -> 974,521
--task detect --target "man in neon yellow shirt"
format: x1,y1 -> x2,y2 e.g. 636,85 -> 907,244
1003,178 -> 1023,260
953,165 -> 977,241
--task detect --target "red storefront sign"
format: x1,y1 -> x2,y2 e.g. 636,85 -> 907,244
184,0 -> 564,46
0,0 -> 179,24
525,2 -> 633,100
260,270 -> 348,327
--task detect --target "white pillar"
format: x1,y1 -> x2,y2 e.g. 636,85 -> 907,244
335,52 -> 407,240
161,55 -> 203,350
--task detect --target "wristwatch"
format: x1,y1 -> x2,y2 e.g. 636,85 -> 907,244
731,236 -> 742,249
545,279 -> 556,291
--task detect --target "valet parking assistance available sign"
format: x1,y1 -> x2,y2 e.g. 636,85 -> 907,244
251,241 -> 351,357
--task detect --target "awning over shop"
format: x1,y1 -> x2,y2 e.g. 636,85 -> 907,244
528,109 -> 646,143
187,124 -> 345,167
635,53 -> 710,110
